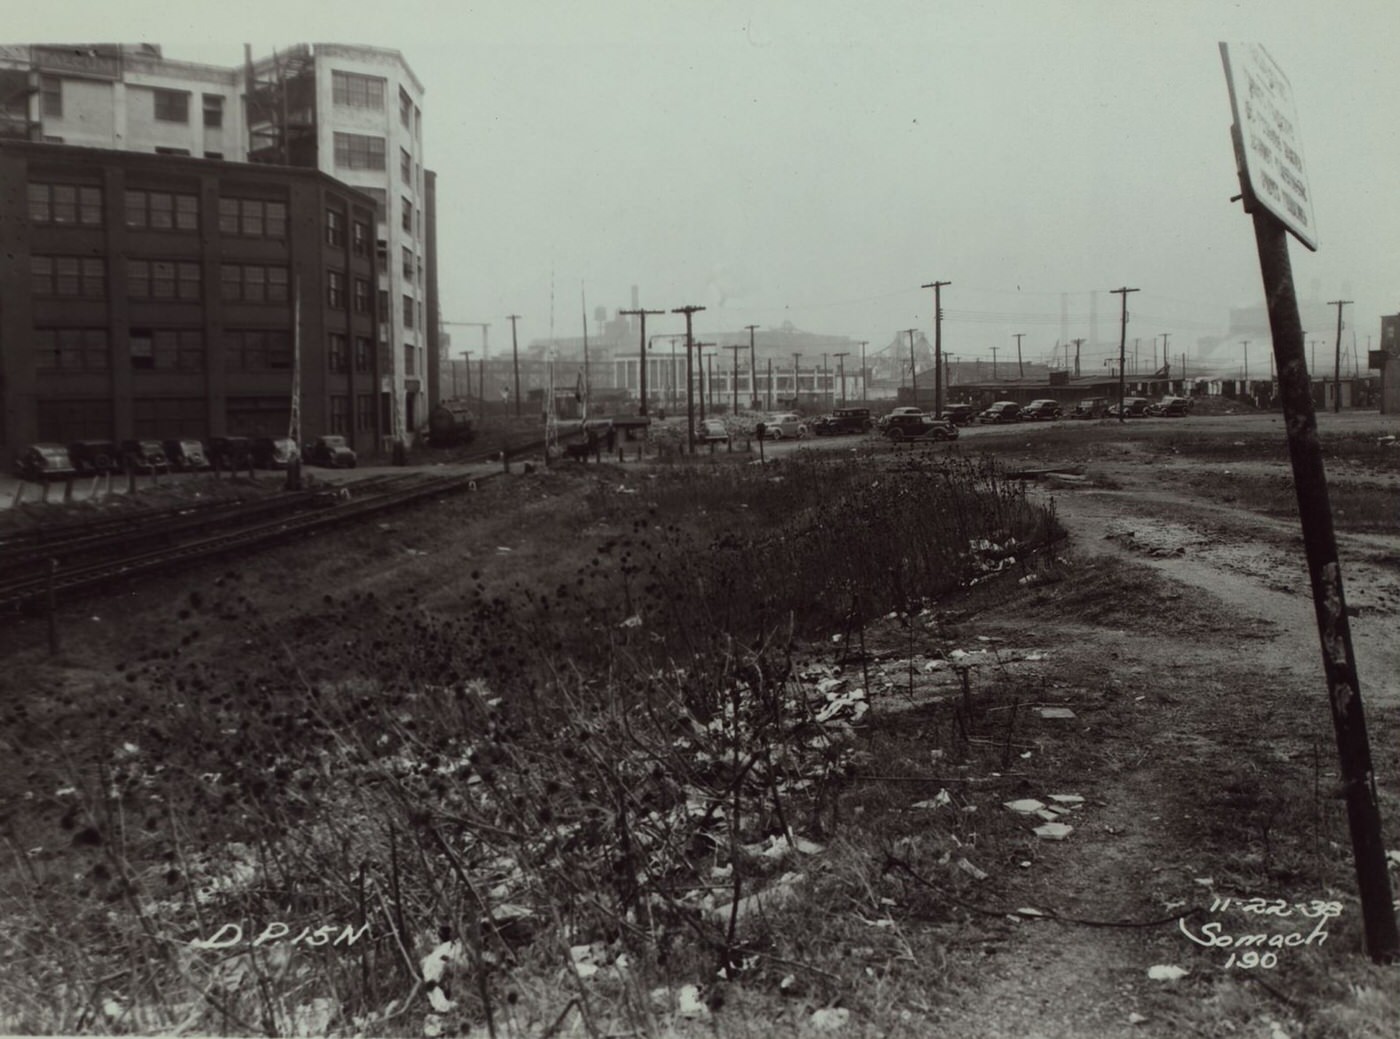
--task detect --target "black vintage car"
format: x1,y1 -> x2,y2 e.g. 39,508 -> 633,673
883,413 -> 959,442
812,407 -> 873,436
305,435 -> 357,468
14,443 -> 77,482
68,439 -> 121,474
943,404 -> 977,425
208,436 -> 254,471
1022,399 -> 1064,421
163,438 -> 210,471
120,439 -> 169,473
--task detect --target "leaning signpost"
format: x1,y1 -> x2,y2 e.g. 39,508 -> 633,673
1220,42 -> 1398,963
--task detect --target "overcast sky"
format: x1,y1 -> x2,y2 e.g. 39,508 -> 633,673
20,0 -> 1400,375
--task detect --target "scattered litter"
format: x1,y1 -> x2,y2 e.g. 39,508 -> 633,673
957,858 -> 988,882
1128,1012 -> 1148,1026
1023,651 -> 1047,661
426,987 -> 455,1013
1004,799 -> 1046,815
1019,860 -> 1032,869
1036,809 -> 1062,822
1192,877 -> 1214,887
1048,794 -> 1084,805
1147,965 -> 1189,982
495,545 -> 513,553
810,1007 -> 850,1031
911,789 -> 953,811
1033,822 -> 1074,840
675,984 -> 709,1019
1035,707 -> 1077,720
619,614 -> 642,629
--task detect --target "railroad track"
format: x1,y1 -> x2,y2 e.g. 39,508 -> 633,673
0,470 -> 497,613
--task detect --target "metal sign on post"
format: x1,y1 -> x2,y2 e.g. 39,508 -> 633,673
1220,43 -> 1397,964
1220,43 -> 1318,251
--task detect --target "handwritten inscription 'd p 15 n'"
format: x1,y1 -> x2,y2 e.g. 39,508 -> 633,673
1179,897 -> 1342,970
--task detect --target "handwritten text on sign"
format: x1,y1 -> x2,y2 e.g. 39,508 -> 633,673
1179,896 -> 1342,970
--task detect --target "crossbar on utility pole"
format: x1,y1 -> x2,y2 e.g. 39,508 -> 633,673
922,281 -> 950,417
1329,300 -> 1352,414
1225,81 -> 1398,961
620,307 -> 665,417
672,305 -> 705,453
507,314 -> 523,417
1111,287 -> 1139,421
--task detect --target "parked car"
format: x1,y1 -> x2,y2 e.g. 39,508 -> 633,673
943,403 -> 977,425
208,436 -> 254,471
119,439 -> 169,473
977,401 -> 1023,424
1147,396 -> 1191,417
1107,397 -> 1152,418
1022,399 -> 1063,421
1071,397 -> 1111,419
14,443 -> 77,482
695,419 -> 729,445
68,439 -> 121,475
883,413 -> 959,442
877,406 -> 924,432
762,413 -> 807,439
251,436 -> 301,469
811,407 -> 873,436
163,438 -> 210,471
305,434 -> 358,468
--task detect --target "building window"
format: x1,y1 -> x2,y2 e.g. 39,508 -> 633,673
127,259 -> 201,301
326,208 -> 345,247
356,392 -> 376,431
154,146 -> 191,156
218,198 -> 287,238
28,183 -> 102,225
34,328 -> 109,371
354,278 -> 371,314
352,220 -> 370,256
402,247 -> 414,283
399,86 -> 412,128
400,147 -> 411,182
328,334 -> 349,373
327,270 -> 346,308
130,328 -> 205,371
355,337 -> 373,373
31,256 -> 106,298
220,263 -> 289,304
224,329 -> 293,371
330,396 -> 351,435
333,132 -> 386,170
125,189 -> 198,231
403,294 -> 414,329
414,105 -> 421,142
153,89 -> 190,123
202,94 -> 223,127
333,70 -> 386,109
133,397 -> 205,438
401,196 -> 412,234
41,75 -> 62,118
403,345 -> 415,376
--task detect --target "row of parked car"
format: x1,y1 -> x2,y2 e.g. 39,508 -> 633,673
13,434 -> 359,482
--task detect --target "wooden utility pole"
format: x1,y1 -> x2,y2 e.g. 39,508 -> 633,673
1014,332 -> 1025,378
1329,300 -> 1352,414
833,352 -> 850,406
903,330 -> 918,402
1242,340 -> 1250,383
745,325 -> 759,410
991,345 -> 999,381
1161,332 -> 1171,378
726,343 -> 745,414
858,341 -> 868,403
1223,42 -> 1398,960
1111,287 -> 1139,421
792,353 -> 802,405
766,357 -> 773,410
694,342 -> 715,420
1072,337 -> 1084,377
620,307 -> 665,416
922,281 -> 950,417
507,314 -> 522,417
672,305 -> 705,453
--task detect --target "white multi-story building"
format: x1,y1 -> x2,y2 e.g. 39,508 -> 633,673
0,42 -> 435,440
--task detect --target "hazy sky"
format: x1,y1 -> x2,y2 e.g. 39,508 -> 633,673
19,0 -> 1400,375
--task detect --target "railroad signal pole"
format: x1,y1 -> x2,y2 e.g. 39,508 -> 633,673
1111,287 -> 1139,422
620,307 -> 665,417
745,325 -> 759,410
726,343 -> 745,414
833,351 -> 850,406
507,314 -> 523,417
1223,42 -> 1398,963
922,280 -> 950,417
1329,300 -> 1352,413
672,305 -> 705,453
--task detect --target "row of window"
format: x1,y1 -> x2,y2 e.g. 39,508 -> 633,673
331,131 -> 419,189
330,70 -> 421,143
29,183 -> 290,240
40,79 -> 222,127
34,327 -> 380,374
